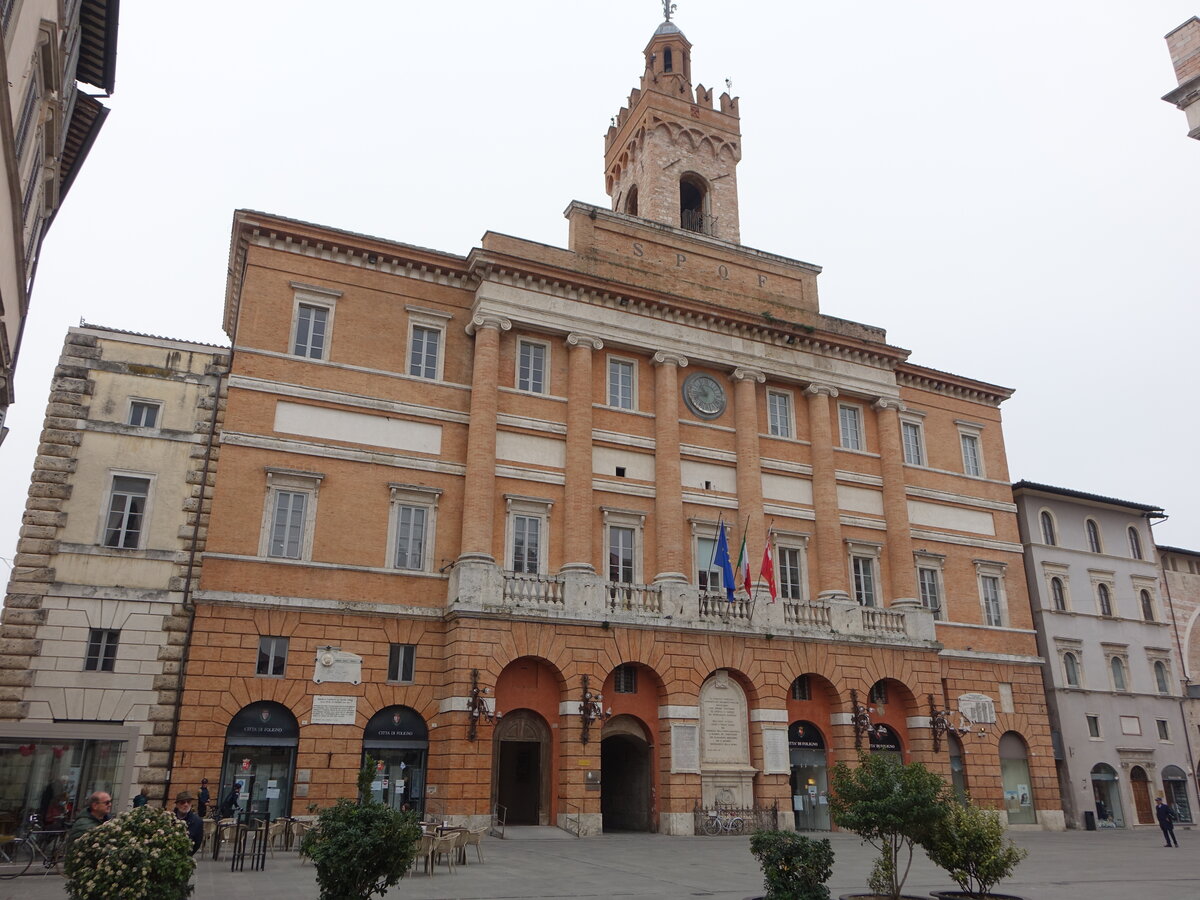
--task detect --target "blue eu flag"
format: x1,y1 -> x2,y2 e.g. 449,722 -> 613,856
714,522 -> 736,602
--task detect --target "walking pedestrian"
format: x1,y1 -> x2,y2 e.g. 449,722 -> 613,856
1155,796 -> 1179,847
197,778 -> 210,817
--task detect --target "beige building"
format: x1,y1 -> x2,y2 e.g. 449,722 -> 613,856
1163,17 -> 1200,140
1158,545 -> 1200,792
0,325 -> 226,827
0,0 -> 119,443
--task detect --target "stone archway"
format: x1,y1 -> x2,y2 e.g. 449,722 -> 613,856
600,715 -> 652,832
492,709 -> 551,826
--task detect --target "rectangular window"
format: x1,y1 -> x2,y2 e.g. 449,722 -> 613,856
103,476 -> 150,549
1086,715 -> 1101,739
128,401 -> 160,428
778,547 -> 803,600
388,644 -> 416,683
614,664 -> 637,694
918,567 -> 942,620
517,340 -> 547,394
394,505 -> 427,570
791,675 -> 811,701
269,490 -> 308,559
256,636 -> 288,677
961,433 -> 983,477
981,575 -> 1003,626
14,73 -> 38,160
511,515 -> 541,574
293,303 -> 329,359
409,325 -> 441,379
838,405 -> 863,450
20,149 -> 41,224
608,358 -> 635,410
902,421 -> 924,466
608,526 -> 635,584
696,536 -> 722,592
767,390 -> 793,438
1157,719 -> 1170,741
84,629 -> 119,672
852,555 -> 876,607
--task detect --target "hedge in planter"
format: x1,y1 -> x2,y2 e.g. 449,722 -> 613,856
749,830 -> 835,900
64,805 -> 196,900
923,801 -> 1027,899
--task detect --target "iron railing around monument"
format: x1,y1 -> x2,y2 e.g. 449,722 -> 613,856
692,801 -> 779,835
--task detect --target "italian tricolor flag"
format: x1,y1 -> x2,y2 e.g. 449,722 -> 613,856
736,533 -> 752,597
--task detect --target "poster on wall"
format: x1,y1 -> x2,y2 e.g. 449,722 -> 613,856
1004,789 -> 1019,808
1018,785 -> 1031,807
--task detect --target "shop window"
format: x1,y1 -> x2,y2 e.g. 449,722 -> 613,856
998,731 -> 1036,825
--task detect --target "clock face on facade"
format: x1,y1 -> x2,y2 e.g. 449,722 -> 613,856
682,373 -> 727,419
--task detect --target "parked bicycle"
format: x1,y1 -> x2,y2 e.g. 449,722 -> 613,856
701,806 -> 745,835
0,815 -> 68,878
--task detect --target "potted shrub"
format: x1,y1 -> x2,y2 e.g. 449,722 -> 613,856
64,805 -> 196,900
749,829 -> 835,900
923,801 -> 1028,899
300,756 -> 424,900
828,752 -> 950,900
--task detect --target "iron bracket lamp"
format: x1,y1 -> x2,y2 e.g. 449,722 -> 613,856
466,668 -> 499,742
850,687 -> 886,750
928,693 -> 984,751
578,674 -> 608,744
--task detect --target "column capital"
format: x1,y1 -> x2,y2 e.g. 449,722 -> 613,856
566,333 -> 604,350
731,366 -> 766,384
804,383 -> 839,398
466,313 -> 512,335
873,397 -> 906,413
652,351 -> 689,368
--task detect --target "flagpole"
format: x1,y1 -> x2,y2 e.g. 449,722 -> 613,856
750,518 -> 773,605
707,513 -> 723,593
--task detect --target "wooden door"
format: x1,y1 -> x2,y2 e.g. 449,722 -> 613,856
1131,766 -> 1154,824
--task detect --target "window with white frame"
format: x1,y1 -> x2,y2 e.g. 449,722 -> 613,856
1140,589 -> 1156,622
1063,651 -> 1081,687
901,418 -> 925,466
917,567 -> 942,620
406,306 -> 451,381
767,390 -> 793,438
1039,510 -> 1057,546
1085,518 -> 1103,554
838,404 -> 863,451
603,508 -> 645,586
388,644 -> 416,683
260,468 -> 323,560
289,283 -> 340,360
1086,714 -> 1101,739
102,474 -> 152,549
127,400 -> 161,429
608,357 -> 636,410
848,543 -> 882,607
387,484 -> 441,572
505,496 -> 551,575
974,560 -> 1008,626
1050,577 -> 1067,611
257,636 -> 288,677
517,339 -> 549,394
776,539 -> 807,601
1104,650 -> 1129,692
1157,719 -> 1170,741
958,426 -> 984,477
84,628 -> 119,672
1128,526 -> 1144,560
695,534 -> 723,593
1153,659 -> 1171,694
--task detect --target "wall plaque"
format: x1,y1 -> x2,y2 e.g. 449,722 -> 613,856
699,671 -> 749,766
958,692 -> 997,725
311,695 -> 357,725
312,647 -> 363,685
671,724 -> 700,773
762,727 -> 790,775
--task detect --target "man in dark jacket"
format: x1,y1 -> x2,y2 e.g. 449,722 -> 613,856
66,791 -> 111,849
219,783 -> 241,818
196,779 -> 211,818
173,791 -> 204,855
1156,796 -> 1179,847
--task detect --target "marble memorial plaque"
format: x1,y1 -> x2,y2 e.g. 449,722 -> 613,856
671,724 -> 701,773
311,695 -> 357,725
313,647 -> 363,685
699,671 -> 749,766
762,727 -> 790,775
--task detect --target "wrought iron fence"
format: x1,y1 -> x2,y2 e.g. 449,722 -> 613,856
692,801 -> 779,835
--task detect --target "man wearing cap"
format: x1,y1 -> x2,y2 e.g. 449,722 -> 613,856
173,791 -> 204,855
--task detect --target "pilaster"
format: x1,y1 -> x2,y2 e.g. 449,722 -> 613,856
562,333 -> 603,573
804,384 -> 848,601
874,398 -> 917,604
652,351 -> 688,583
459,314 -> 511,561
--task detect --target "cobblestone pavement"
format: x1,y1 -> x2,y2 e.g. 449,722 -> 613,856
4,825 -> 1197,900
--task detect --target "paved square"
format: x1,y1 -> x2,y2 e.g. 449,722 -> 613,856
4,826 -> 1196,900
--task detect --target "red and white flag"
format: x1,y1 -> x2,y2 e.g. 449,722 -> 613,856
761,542 -> 778,603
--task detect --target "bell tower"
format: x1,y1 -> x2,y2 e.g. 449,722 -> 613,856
604,10 -> 743,242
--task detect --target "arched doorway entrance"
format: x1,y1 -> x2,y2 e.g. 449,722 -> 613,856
492,710 -> 551,826
998,731 -> 1036,825
362,706 -> 428,815
1162,765 -> 1193,823
788,720 -> 829,831
948,734 -> 968,802
600,715 -> 652,832
868,724 -> 903,763
220,701 -> 298,823
1090,763 -> 1124,827
1129,766 -> 1154,824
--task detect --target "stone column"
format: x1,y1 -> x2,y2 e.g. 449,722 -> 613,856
562,334 -> 603,573
873,398 -> 917,604
458,314 -> 511,562
731,368 -> 766,582
652,351 -> 688,583
804,384 -> 848,600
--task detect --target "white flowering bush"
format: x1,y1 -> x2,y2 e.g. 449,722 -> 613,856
64,805 -> 195,900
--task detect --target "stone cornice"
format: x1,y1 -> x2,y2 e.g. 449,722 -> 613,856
896,364 -> 1014,408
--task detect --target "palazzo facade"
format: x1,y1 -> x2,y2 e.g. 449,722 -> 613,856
166,19 -> 1063,832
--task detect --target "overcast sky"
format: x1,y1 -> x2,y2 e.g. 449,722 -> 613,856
1,1 -> 1198,575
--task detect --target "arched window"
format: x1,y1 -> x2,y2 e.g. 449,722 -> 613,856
1154,661 -> 1170,694
1097,583 -> 1112,617
663,46 -> 673,73
679,173 -> 708,234
1110,656 -> 1127,691
1086,519 -> 1103,553
998,732 -> 1037,824
1128,526 -> 1143,560
1063,652 -> 1080,687
625,186 -> 639,216
1050,577 -> 1066,611
1040,511 -> 1056,546
1140,590 -> 1155,622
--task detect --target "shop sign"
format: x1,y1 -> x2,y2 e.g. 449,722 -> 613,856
788,721 -> 826,750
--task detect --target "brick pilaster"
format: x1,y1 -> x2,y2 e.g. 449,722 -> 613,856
651,352 -> 688,582
873,399 -> 917,603
459,315 -> 510,561
804,384 -> 847,599
563,334 -> 603,572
